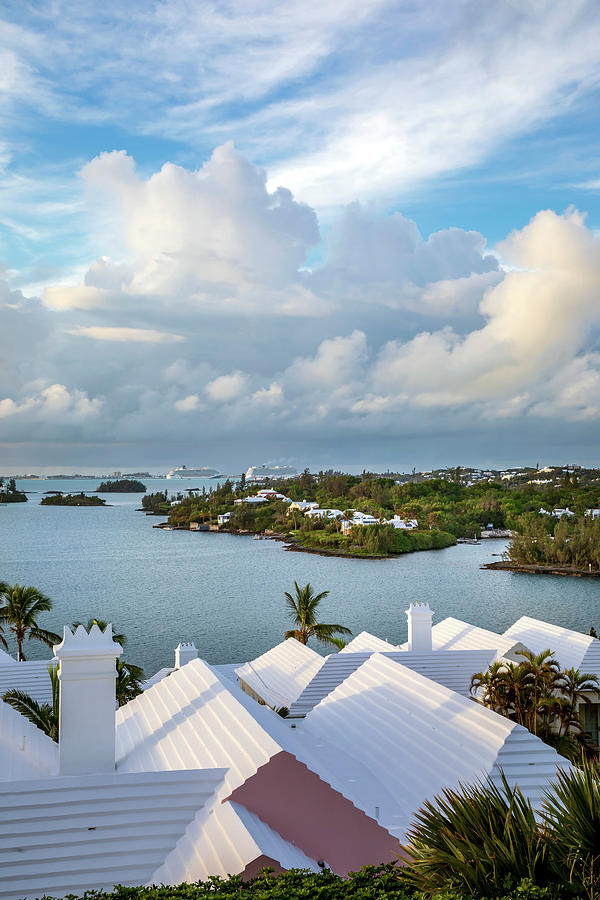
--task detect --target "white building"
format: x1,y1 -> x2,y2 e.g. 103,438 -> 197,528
304,507 -> 344,520
384,515 -> 418,529
288,500 -> 319,512
0,607 -> 581,899
217,512 -> 231,525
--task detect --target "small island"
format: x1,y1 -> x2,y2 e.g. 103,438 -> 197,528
41,492 -> 107,507
96,479 -> 146,492
0,477 -> 27,503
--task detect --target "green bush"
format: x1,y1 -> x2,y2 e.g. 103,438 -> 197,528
34,865 -> 568,899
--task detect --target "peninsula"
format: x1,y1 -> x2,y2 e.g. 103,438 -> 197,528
159,465 -> 600,564
0,477 -> 27,503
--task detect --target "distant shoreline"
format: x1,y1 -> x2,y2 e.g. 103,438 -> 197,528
483,560 -> 600,578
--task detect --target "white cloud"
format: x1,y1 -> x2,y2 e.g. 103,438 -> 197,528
0,383 -> 102,421
67,325 -> 185,343
204,371 -> 248,403
175,394 -> 201,412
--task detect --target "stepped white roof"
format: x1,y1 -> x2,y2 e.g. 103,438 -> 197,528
235,639 -> 324,709
0,700 -> 58,782
503,616 -> 600,676
0,769 -> 226,900
299,653 -> 571,838
0,660 -> 55,704
399,616 -> 527,660
288,649 -> 496,717
340,631 -> 399,653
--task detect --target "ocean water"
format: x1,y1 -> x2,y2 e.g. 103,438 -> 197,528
1,477 -> 600,676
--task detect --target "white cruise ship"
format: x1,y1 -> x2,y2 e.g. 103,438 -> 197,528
245,464 -> 297,481
166,465 -> 221,479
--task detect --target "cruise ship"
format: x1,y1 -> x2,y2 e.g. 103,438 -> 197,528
245,464 -> 297,481
166,465 -> 221,479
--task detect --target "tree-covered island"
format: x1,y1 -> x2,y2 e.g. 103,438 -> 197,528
41,492 -> 107,506
0,477 -> 27,503
96,479 -> 147,492
160,468 -> 600,566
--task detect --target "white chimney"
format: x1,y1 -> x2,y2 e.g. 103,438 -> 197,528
54,624 -> 122,776
174,641 -> 198,669
405,602 -> 434,651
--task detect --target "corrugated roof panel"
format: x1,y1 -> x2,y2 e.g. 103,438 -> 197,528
0,769 -> 225,900
235,640 -> 324,710
299,654 -> 569,839
288,649 -> 495,717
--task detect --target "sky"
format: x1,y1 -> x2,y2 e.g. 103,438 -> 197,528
2,0 -> 600,474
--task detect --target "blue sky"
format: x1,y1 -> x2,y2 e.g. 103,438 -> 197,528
2,1 -> 600,472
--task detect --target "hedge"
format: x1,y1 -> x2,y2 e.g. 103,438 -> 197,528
44,867 -> 569,900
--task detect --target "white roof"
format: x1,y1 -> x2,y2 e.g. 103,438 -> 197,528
115,658 -> 289,787
288,649 -> 496,717
503,616 -> 600,677
299,653 -> 571,837
0,660 -> 55,704
0,699 -> 58,782
235,640 -> 324,710
400,616 -> 526,660
340,631 -> 399,653
0,648 -> 16,666
0,769 -> 226,900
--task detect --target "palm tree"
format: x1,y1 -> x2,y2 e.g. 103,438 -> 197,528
0,580 -> 10,650
0,584 -> 60,661
283,581 -> 351,648
517,648 -> 561,735
555,667 -> 600,738
2,664 -> 59,741
116,659 -> 145,705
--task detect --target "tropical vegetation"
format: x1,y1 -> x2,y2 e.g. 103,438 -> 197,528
96,479 -> 147,492
40,491 -> 107,506
470,650 -> 599,761
163,469 -> 600,563
507,516 -> 600,571
0,583 -> 60,660
284,581 -> 352,648
401,761 -> 600,899
0,476 -> 27,503
10,866 -> 568,899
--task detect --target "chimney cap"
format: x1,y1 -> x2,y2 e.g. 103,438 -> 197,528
405,601 -> 434,615
53,623 -> 123,660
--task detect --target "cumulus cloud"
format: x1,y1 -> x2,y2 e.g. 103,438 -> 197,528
44,142 -> 321,318
204,371 -> 248,403
175,394 -> 201,412
0,383 -> 102,422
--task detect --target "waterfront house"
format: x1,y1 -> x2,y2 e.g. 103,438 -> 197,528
288,500 -> 319,512
0,607 -> 577,899
217,511 -> 231,525
304,507 -> 344,520
384,515 -> 418,529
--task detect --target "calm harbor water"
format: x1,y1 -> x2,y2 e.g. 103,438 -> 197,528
2,477 -> 600,675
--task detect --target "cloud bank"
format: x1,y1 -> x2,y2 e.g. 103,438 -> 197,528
3,146 -> 600,469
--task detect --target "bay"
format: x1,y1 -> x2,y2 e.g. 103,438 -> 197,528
1,477 -> 600,675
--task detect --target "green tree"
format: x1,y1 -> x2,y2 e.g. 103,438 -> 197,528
283,581 -> 351,648
0,584 -> 60,661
